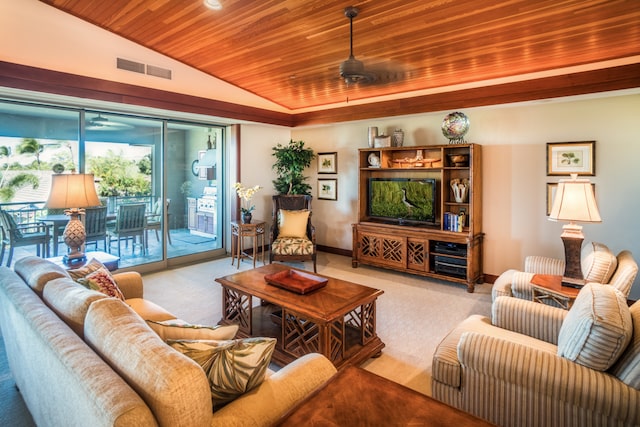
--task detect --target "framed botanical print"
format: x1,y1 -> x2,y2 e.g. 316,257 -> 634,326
546,141 -> 595,176
318,178 -> 337,200
317,152 -> 337,174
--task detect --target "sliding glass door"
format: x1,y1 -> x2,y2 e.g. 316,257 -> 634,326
0,99 -> 227,269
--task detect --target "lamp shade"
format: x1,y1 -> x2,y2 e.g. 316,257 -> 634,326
45,174 -> 100,209
549,175 -> 601,223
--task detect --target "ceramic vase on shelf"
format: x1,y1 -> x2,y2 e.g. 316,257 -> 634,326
241,212 -> 252,224
367,127 -> 378,148
393,129 -> 404,147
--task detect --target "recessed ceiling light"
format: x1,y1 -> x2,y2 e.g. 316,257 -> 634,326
204,0 -> 222,10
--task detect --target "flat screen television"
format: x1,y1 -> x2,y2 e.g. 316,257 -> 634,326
368,178 -> 437,225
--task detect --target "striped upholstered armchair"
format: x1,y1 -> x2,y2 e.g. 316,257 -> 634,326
432,284 -> 640,427
492,242 -> 638,304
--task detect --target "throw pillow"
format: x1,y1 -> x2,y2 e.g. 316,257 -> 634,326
581,242 -> 617,283
557,283 -> 632,371
168,337 -> 276,408
67,258 -> 107,281
147,319 -> 238,341
278,209 -> 310,238
77,267 -> 126,301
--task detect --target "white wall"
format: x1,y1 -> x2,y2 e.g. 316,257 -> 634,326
284,93 -> 640,298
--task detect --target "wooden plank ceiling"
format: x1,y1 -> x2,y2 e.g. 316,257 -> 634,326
40,0 -> 640,112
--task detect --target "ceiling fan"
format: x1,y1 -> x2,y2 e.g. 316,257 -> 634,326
86,114 -> 133,131
339,6 -> 407,86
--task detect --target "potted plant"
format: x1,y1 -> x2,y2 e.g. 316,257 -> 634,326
271,139 -> 315,195
233,182 -> 261,223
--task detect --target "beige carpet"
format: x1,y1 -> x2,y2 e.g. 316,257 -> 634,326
142,252 -> 493,396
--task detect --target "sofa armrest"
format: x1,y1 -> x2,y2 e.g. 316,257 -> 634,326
524,255 -> 565,275
492,296 -> 567,345
457,332 -> 640,423
112,272 -> 144,299
211,353 -> 337,427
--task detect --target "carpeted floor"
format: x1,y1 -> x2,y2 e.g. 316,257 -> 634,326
0,252 -> 492,422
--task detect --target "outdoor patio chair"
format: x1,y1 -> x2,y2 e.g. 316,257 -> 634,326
84,206 -> 108,251
107,203 -> 147,256
145,198 -> 171,244
0,209 -> 50,266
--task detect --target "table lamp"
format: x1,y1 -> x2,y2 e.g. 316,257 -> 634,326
45,173 -> 101,263
548,173 -> 601,286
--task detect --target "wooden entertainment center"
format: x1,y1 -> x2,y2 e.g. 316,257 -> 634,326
352,143 -> 483,292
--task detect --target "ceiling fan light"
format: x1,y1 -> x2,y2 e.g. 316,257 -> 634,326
340,56 -> 375,84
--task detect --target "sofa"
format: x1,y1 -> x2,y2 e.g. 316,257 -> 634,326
0,256 -> 337,427
493,242 -> 638,304
432,284 -> 640,427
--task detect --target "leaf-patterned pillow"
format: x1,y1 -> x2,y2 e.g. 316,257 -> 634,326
77,267 -> 125,301
168,337 -> 276,408
67,258 -> 107,281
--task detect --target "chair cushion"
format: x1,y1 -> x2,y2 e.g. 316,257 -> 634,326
277,209 -> 309,238
581,242 -> 617,283
272,237 -> 314,256
168,337 -> 276,409
557,283 -> 632,371
609,301 -> 640,389
146,319 -> 238,341
76,267 -> 126,301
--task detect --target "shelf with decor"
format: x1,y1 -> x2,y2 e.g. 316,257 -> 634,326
352,143 -> 483,292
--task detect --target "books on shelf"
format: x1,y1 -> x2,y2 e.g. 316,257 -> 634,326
444,212 -> 465,232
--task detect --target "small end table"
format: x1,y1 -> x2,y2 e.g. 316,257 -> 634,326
531,274 -> 580,310
230,220 -> 266,269
47,251 -> 120,272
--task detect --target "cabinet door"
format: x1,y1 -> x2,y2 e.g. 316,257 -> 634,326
187,198 -> 197,230
407,238 -> 428,271
357,230 -> 406,269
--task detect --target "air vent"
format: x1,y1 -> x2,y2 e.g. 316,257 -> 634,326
146,65 -> 172,80
116,58 -> 145,74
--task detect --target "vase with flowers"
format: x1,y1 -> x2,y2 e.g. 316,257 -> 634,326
234,182 -> 261,224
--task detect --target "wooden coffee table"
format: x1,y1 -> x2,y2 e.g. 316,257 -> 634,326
215,263 -> 385,368
276,365 -> 495,426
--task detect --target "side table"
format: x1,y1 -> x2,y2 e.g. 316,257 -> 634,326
47,251 -> 120,272
530,274 -> 580,310
230,220 -> 266,269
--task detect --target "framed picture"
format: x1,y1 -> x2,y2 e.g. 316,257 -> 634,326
318,178 -> 337,200
547,182 -> 596,215
546,141 -> 595,176
317,152 -> 337,174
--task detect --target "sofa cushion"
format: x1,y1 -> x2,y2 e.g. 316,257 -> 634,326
84,298 -> 212,427
277,209 -> 309,238
77,267 -> 125,301
582,242 -> 617,283
14,256 -> 69,295
609,301 -> 640,389
168,337 -> 276,408
146,319 -> 238,341
42,277 -> 107,337
67,258 -> 107,281
126,298 -> 176,321
557,283 -> 632,371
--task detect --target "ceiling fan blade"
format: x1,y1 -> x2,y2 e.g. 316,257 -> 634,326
86,114 -> 133,131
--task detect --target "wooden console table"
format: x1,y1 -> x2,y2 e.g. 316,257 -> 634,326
277,365 -> 494,426
230,219 -> 266,268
